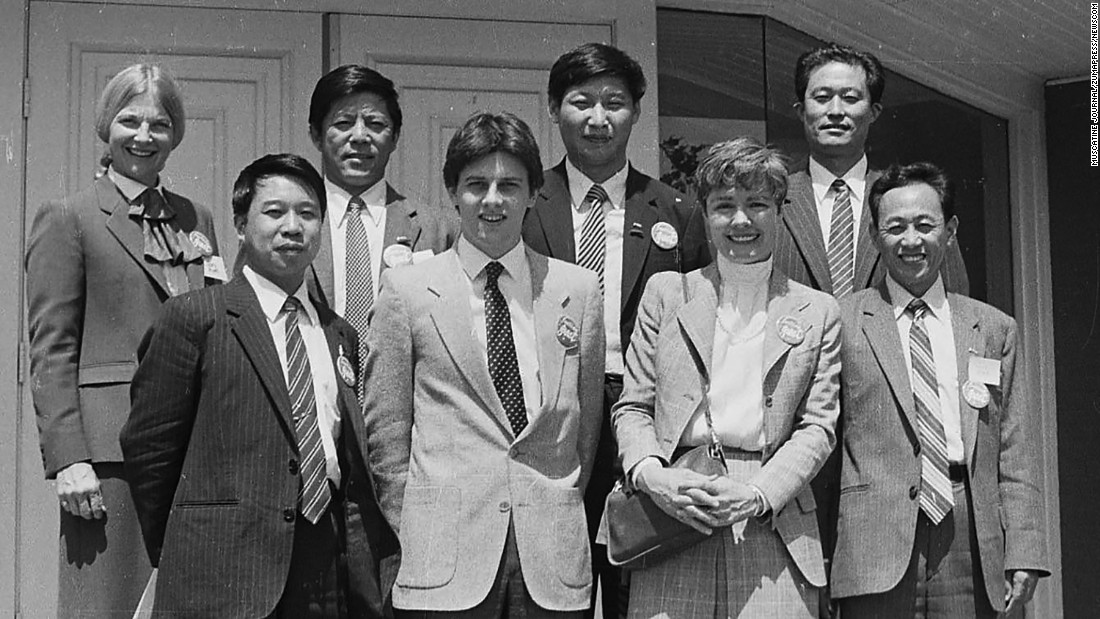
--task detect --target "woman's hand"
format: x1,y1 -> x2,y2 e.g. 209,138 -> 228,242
56,462 -> 107,520
684,477 -> 762,527
636,466 -> 724,534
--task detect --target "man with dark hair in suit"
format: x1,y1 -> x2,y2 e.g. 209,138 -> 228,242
831,162 -> 1047,617
521,42 -> 711,618
307,64 -> 458,397
364,112 -> 604,619
122,154 -> 393,618
777,44 -> 970,595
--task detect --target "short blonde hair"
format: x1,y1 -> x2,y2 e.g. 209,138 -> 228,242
694,137 -> 788,208
94,64 -> 186,150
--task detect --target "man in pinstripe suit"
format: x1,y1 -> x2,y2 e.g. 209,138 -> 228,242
122,154 -> 393,618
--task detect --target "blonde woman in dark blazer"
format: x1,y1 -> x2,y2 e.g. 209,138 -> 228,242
613,138 -> 840,618
25,63 -> 222,617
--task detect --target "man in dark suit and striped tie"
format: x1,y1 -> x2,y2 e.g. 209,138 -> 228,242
122,154 -> 393,618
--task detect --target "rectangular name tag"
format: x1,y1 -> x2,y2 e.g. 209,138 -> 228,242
203,255 -> 228,281
968,356 -> 1001,386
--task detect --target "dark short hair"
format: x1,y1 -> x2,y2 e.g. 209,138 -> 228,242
548,43 -> 647,108
232,153 -> 327,220
867,161 -> 955,226
443,112 -> 544,193
308,65 -> 402,138
694,137 -> 789,208
795,43 -> 886,105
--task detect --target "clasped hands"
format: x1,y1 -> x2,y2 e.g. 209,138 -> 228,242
636,465 -> 761,534
56,461 -> 107,520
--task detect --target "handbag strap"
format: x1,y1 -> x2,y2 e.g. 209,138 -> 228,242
680,272 -> 725,460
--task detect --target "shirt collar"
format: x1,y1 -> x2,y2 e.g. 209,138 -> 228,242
885,273 -> 949,321
564,157 -> 629,211
808,154 -> 868,204
108,166 -> 159,203
456,236 -> 528,283
325,177 -> 388,221
241,265 -> 318,326
716,254 -> 773,286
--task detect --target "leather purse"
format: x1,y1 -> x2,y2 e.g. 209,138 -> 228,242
605,399 -> 727,569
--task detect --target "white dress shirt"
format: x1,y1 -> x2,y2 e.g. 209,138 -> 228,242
325,177 -> 388,316
456,237 -> 542,424
565,158 -> 627,376
242,266 -> 343,484
885,275 -> 965,463
680,256 -> 770,451
809,155 -> 869,250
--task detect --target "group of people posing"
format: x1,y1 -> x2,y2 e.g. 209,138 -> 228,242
25,39 -> 1048,619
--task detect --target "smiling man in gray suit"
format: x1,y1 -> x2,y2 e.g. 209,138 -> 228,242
363,112 -> 604,618
831,163 -> 1047,618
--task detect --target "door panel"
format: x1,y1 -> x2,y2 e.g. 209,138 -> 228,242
21,3 -> 321,615
333,13 -> 611,210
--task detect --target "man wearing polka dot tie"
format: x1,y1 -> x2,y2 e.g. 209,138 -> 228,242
363,112 -> 604,618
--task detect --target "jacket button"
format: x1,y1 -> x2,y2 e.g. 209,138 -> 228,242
288,459 -> 299,475
283,508 -> 296,522
499,501 -> 511,512
913,444 -> 921,456
909,486 -> 919,500
765,396 -> 773,407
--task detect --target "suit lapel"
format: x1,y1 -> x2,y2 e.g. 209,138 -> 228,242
949,294 -> 982,467
381,185 -> 423,274
853,169 -> 883,289
621,166 -> 658,314
99,178 -> 171,297
675,267 -> 719,382
225,278 -> 296,442
761,272 -> 808,445
783,172 -> 832,292
529,250 -> 567,418
534,162 -> 577,261
861,282 -> 918,429
427,252 -> 511,432
311,218 -> 336,308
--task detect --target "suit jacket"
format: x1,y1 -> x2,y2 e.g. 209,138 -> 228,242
775,169 -> 970,296
522,160 -> 712,353
120,276 -> 395,618
362,247 -> 605,612
612,266 -> 841,589
830,283 -> 1049,609
26,175 -> 220,477
309,183 -> 460,308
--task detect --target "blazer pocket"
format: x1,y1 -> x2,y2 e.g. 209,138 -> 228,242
839,483 -> 870,496
548,488 -> 589,588
174,499 -> 241,509
396,486 -> 459,589
77,361 -> 137,385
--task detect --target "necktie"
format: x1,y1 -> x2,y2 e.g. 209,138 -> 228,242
827,179 -> 855,297
575,184 -> 608,292
907,298 -> 953,524
283,297 -> 332,524
344,196 -> 373,402
484,261 -> 527,436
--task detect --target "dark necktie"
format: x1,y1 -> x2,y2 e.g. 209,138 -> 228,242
484,261 -> 527,436
283,297 -> 332,524
827,179 -> 855,297
575,184 -> 608,293
344,196 -> 373,402
907,298 -> 953,524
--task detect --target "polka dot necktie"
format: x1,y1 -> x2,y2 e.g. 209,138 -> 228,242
282,297 -> 332,524
484,261 -> 527,437
907,298 -> 953,524
344,196 -> 373,403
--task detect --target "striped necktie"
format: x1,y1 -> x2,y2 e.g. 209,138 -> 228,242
484,261 -> 528,437
907,298 -> 953,524
282,297 -> 332,524
575,184 -> 608,292
344,196 -> 372,402
827,179 -> 855,297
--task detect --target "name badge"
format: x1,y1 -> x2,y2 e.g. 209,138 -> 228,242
383,244 -> 413,268
203,255 -> 228,281
968,356 -> 1001,386
411,249 -> 435,265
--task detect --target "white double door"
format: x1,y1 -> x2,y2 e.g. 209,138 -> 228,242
18,1 -> 651,615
